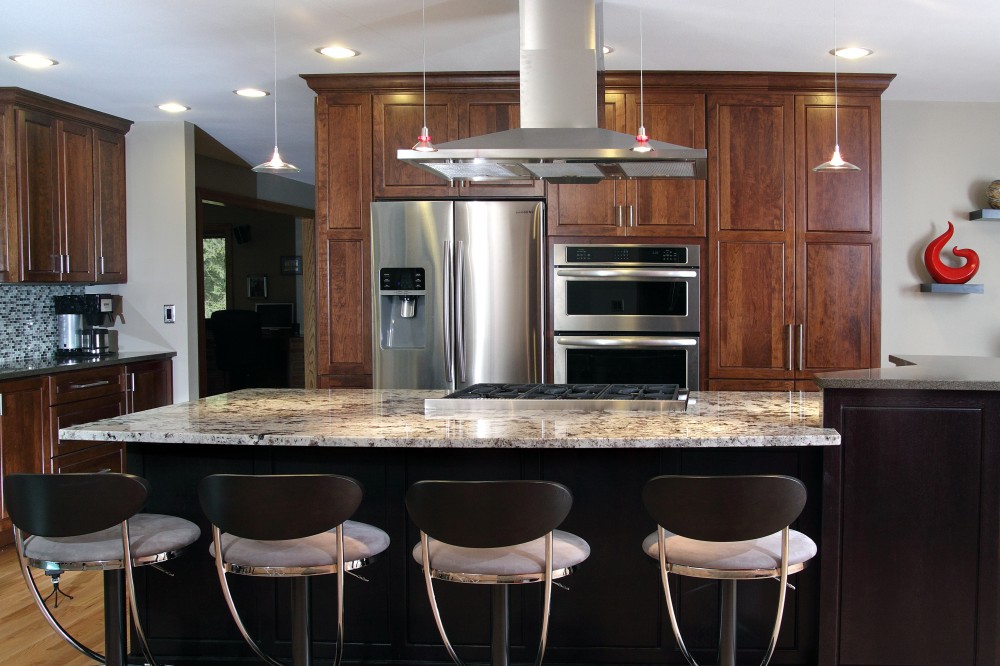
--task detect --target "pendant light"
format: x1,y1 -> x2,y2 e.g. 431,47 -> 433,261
631,2 -> 651,153
412,0 -> 437,152
253,0 -> 299,173
813,0 -> 859,172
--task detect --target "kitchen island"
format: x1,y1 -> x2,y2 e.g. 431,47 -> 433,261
61,389 -> 835,665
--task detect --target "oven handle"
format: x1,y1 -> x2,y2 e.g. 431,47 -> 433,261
555,268 -> 697,279
555,336 -> 699,348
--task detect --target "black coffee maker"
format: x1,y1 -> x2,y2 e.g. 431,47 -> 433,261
54,294 -> 118,357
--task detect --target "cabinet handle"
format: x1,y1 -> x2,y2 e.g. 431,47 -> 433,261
129,373 -> 136,392
798,324 -> 804,371
65,255 -> 70,273
614,205 -> 624,227
787,324 -> 794,371
627,205 -> 635,228
0,393 -> 4,416
97,468 -> 112,474
100,256 -> 106,274
67,380 -> 111,390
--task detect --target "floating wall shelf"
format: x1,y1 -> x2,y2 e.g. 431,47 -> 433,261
970,209 -> 1000,220
920,283 -> 984,294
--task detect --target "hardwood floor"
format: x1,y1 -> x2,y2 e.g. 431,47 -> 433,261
0,545 -> 105,665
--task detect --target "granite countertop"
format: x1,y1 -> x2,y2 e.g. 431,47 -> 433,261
59,388 -> 838,449
814,354 -> 1000,391
0,351 -> 176,381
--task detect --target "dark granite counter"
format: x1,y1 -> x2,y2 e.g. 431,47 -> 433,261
0,351 -> 176,381
814,354 -> 1000,390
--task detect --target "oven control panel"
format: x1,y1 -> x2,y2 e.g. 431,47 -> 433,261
557,244 -> 698,267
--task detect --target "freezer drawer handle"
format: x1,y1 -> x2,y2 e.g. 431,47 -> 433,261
443,241 -> 454,383
555,268 -> 697,279
555,337 -> 698,348
455,240 -> 467,383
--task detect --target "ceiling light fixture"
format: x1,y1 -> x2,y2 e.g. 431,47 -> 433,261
253,0 -> 299,173
631,3 -> 651,153
9,54 -> 58,68
235,88 -> 269,97
813,0 -> 860,172
317,46 -> 359,59
157,102 -> 190,113
831,46 -> 873,59
412,0 -> 436,152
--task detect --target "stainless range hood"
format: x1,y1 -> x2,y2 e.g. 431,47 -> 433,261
398,0 -> 707,184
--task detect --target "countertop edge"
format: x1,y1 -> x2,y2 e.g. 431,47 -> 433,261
0,351 -> 177,381
815,354 -> 1000,391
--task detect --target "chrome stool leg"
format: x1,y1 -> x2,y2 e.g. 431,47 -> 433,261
719,580 -> 737,666
491,585 -> 509,666
291,577 -> 311,666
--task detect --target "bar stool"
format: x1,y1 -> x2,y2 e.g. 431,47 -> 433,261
641,475 -> 816,666
405,480 -> 590,666
4,472 -> 201,666
198,474 -> 390,666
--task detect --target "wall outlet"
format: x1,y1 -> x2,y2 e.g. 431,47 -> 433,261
163,304 -> 176,323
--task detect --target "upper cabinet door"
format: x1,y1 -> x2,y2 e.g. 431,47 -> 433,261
627,92 -> 706,237
373,93 -> 459,198
0,105 -> 10,282
316,93 -> 371,233
58,119 -> 96,282
16,109 -> 61,281
94,129 -> 126,283
458,95 -> 545,198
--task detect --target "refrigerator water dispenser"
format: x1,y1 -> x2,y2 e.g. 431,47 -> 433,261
378,267 -> 426,349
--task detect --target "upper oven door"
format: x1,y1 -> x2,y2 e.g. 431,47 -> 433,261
553,267 -> 700,333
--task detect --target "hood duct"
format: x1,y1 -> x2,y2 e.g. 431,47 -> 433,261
397,0 -> 707,184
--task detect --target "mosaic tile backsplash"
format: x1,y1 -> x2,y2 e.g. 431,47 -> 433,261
0,284 -> 85,363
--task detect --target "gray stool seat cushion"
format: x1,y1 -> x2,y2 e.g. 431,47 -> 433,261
23,513 -> 201,566
412,529 -> 590,576
210,520 -> 390,568
642,529 -> 817,571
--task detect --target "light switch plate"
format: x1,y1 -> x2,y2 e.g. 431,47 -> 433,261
164,304 -> 176,323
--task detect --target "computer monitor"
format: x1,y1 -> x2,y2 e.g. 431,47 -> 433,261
255,302 -> 296,331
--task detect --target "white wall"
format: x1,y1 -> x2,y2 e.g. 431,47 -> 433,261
91,121 -> 197,402
881,101 -> 1000,361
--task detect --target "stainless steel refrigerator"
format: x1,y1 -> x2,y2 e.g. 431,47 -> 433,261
371,200 -> 545,390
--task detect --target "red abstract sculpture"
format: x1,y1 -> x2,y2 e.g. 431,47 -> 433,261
923,221 -> 980,284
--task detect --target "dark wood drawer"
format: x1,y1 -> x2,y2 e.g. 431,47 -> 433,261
50,392 -> 126,457
51,443 -> 124,474
49,366 -> 125,405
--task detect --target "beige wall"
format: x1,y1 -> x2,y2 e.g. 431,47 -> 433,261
881,101 -> 1000,361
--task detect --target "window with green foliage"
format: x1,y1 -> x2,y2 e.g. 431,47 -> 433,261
203,236 -> 228,317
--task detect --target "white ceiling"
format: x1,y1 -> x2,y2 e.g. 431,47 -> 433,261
3,0 -> 998,186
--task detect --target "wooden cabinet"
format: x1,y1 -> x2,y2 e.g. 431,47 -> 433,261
48,365 -> 127,459
547,92 -> 706,237
0,377 -> 48,545
707,92 -> 881,389
125,359 -> 173,413
0,88 -> 131,283
373,92 -> 544,199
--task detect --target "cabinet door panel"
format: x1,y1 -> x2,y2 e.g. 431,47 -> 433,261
0,105 -> 10,281
798,96 -> 877,234
58,119 -> 96,281
710,240 -> 794,379
373,94 -> 458,197
0,377 -> 48,524
629,93 -> 706,236
49,392 -> 126,458
798,241 -> 873,374
52,443 -> 124,474
126,360 -> 173,413
17,110 -> 60,280
710,95 -> 793,233
94,129 -> 126,282
317,95 -> 370,233
318,238 -> 370,377
460,98 -> 545,198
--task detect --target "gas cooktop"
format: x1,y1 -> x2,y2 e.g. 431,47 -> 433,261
424,383 -> 690,412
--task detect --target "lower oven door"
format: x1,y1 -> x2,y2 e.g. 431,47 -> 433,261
554,335 -> 700,389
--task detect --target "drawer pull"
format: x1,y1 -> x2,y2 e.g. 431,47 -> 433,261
97,468 -> 112,474
67,380 -> 112,390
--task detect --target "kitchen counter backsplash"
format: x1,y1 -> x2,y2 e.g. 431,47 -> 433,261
0,284 -> 85,363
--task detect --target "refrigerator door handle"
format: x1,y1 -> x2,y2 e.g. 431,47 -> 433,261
443,240 -> 454,383
455,240 -> 467,383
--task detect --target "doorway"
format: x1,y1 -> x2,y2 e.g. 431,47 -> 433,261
196,189 -> 315,396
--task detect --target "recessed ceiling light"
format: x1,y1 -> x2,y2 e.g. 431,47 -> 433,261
9,54 -> 58,68
234,88 -> 270,98
602,45 -> 614,55
317,46 -> 360,59
157,102 -> 190,113
830,47 -> 874,59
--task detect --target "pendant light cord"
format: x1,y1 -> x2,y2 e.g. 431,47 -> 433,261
833,0 -> 839,146
271,0 -> 279,148
421,0 -> 427,130
638,2 -> 644,130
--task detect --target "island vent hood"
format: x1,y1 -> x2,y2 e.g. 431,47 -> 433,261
397,0 -> 707,184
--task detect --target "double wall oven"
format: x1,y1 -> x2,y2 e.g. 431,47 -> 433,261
553,244 -> 700,389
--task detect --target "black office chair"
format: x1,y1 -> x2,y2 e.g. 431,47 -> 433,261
4,472 -> 200,666
641,475 -> 817,666
405,480 -> 590,666
210,309 -> 264,390
198,474 -> 390,666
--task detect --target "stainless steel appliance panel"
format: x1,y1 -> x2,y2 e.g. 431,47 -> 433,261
454,201 -> 544,389
554,334 -> 699,389
372,201 -> 453,389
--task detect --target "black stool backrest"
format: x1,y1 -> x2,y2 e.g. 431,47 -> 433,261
4,473 -> 149,538
642,475 -> 806,542
405,480 -> 573,548
199,474 -> 363,541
